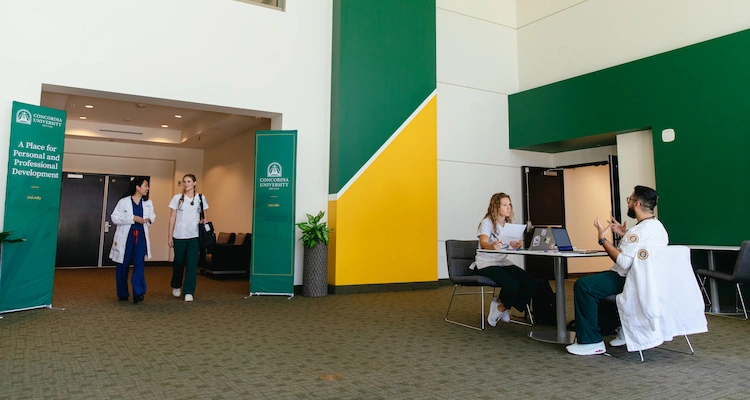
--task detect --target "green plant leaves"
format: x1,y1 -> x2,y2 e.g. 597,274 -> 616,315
0,231 -> 25,243
295,211 -> 333,248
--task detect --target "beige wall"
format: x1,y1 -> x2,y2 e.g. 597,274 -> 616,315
564,164 -> 613,273
202,125 -> 268,236
616,130 -> 656,228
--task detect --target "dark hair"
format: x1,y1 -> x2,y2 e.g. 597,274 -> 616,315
633,185 -> 658,211
124,176 -> 150,201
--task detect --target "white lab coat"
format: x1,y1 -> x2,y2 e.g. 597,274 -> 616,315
109,196 -> 156,264
616,245 -> 708,352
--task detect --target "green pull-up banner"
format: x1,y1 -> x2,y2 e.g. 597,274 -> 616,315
1,101 -> 66,314
250,130 -> 297,296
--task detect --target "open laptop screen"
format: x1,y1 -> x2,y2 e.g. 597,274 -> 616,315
551,228 -> 574,251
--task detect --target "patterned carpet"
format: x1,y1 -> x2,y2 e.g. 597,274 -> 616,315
1,266 -> 749,399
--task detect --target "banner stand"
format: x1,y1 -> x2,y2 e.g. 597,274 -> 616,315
0,101 -> 66,314
248,131 -> 297,298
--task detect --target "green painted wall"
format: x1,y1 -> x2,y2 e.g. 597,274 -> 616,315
330,0 -> 436,193
509,29 -> 750,246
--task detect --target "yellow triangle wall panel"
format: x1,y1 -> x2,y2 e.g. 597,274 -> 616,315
330,97 -> 437,286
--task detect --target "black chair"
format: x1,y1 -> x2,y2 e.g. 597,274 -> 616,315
206,233 -> 252,276
200,232 -> 235,274
444,240 -> 532,330
695,240 -> 750,320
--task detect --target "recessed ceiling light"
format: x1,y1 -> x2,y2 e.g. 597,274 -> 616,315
161,124 -> 169,128
79,116 -> 87,120
84,104 -> 94,109
174,114 -> 182,118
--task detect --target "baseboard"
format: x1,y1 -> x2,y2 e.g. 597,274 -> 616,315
328,281 -> 439,295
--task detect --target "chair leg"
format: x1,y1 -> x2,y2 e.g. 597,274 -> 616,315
445,285 -> 492,331
508,304 -> 534,326
684,335 -> 695,355
697,275 -> 711,307
736,283 -> 748,320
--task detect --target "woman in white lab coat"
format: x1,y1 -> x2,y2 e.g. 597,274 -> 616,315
109,177 -> 155,304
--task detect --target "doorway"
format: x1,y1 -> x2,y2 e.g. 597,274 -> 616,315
522,160 -> 619,277
56,173 -> 147,268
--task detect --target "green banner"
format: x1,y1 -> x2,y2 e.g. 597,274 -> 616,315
1,102 -> 66,313
250,131 -> 297,296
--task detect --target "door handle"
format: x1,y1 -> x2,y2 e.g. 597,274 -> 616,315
104,221 -> 111,233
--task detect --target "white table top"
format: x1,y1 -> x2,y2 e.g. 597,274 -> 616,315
682,245 -> 741,251
477,249 -> 610,258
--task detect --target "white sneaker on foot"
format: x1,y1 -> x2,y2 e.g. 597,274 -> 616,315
566,341 -> 606,356
610,327 -> 626,347
172,288 -> 181,298
488,301 -> 511,327
184,294 -> 193,302
488,301 -> 501,327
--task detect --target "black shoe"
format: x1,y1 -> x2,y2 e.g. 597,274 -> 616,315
133,294 -> 144,304
119,297 -> 129,302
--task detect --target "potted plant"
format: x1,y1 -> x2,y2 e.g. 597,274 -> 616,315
296,211 -> 333,297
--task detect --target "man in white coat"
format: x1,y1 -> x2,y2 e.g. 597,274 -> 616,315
566,185 -> 668,356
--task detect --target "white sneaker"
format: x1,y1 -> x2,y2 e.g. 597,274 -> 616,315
610,327 -> 626,347
184,294 -> 193,302
566,341 -> 606,356
488,301 -> 511,327
172,288 -> 181,298
488,301 -> 501,327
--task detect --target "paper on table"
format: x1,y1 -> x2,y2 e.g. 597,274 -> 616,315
496,223 -> 526,245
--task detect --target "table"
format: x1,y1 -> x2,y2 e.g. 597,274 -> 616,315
684,244 -> 740,314
478,249 -> 609,344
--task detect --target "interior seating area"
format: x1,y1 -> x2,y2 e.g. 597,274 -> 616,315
201,232 -> 252,276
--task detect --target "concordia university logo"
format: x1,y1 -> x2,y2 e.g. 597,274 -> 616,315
16,109 -> 32,125
267,162 -> 282,177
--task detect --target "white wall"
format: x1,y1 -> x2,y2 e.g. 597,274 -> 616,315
517,0 -> 750,90
436,1 -> 554,277
0,0 -> 332,284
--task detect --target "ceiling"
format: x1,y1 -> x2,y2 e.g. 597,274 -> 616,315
40,90 -> 272,149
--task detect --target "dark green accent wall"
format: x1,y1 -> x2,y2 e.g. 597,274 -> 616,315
330,0 -> 436,193
509,29 -> 750,246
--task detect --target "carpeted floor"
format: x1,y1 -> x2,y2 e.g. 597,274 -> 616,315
1,266 -> 749,399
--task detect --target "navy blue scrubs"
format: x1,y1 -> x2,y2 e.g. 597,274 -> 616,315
116,198 -> 147,299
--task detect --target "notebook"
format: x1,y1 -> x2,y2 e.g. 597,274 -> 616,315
528,228 -> 557,251
550,228 -> 604,253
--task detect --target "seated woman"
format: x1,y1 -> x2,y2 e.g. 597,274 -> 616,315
471,192 -> 537,326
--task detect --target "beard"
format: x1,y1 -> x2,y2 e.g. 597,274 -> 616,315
627,206 -> 636,219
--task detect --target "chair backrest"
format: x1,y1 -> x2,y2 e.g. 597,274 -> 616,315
217,232 -> 236,245
732,240 -> 750,284
445,240 -> 478,280
234,233 -> 247,246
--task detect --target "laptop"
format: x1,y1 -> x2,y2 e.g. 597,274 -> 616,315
551,228 -> 604,253
528,228 -> 557,251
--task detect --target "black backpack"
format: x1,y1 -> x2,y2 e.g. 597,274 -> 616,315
531,279 -> 556,325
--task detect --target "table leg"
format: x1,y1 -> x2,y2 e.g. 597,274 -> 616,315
708,250 -> 721,313
528,257 -> 576,344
